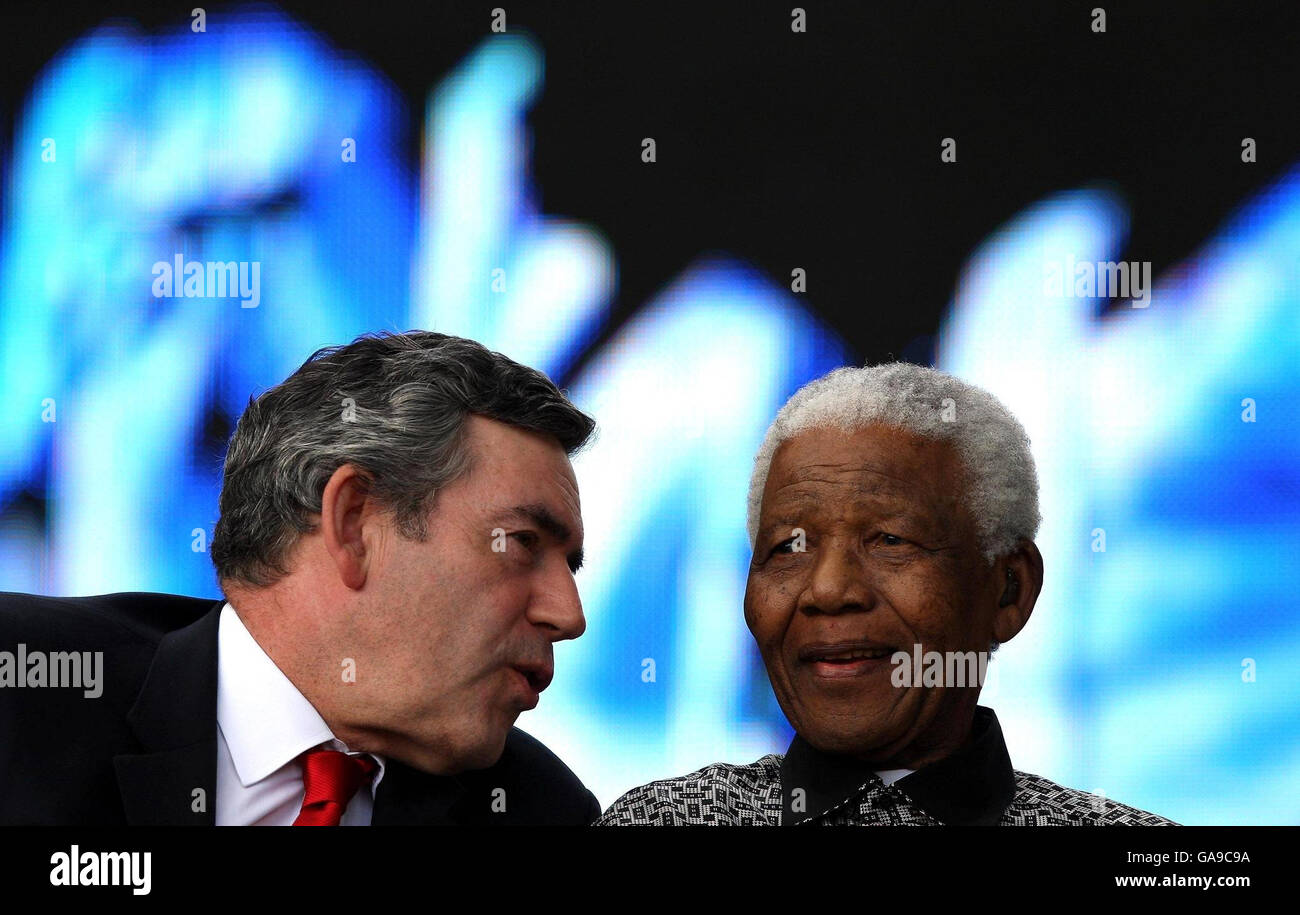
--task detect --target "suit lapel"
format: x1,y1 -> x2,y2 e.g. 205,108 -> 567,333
113,600 -> 223,825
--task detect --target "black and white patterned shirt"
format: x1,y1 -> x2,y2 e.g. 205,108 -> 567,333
596,706 -> 1177,826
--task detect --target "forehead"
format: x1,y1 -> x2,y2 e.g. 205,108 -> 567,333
461,415 -> 581,514
762,423 -> 965,518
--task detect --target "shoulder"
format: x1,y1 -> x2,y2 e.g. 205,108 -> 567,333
595,755 -> 783,825
0,590 -> 220,732
0,591 -> 218,824
461,727 -> 602,824
1005,770 -> 1179,825
0,590 -> 218,649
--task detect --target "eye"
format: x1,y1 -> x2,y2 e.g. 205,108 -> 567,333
770,537 -> 798,556
510,531 -> 540,553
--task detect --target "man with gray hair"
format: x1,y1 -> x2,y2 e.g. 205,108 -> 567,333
598,362 -> 1176,825
0,330 -> 601,825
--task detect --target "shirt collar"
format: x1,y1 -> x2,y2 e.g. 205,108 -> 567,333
780,705 -> 1015,825
216,602 -> 385,788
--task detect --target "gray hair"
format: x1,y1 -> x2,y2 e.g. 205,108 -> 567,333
746,362 -> 1041,566
211,331 -> 595,588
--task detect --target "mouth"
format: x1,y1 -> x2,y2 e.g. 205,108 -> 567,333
509,663 -> 553,708
798,640 -> 898,680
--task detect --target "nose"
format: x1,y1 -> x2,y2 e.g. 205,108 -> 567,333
529,563 -> 587,641
800,538 -> 873,615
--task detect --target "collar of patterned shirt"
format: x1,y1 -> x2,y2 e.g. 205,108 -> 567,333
780,705 -> 1016,825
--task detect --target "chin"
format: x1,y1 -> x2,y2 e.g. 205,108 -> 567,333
464,734 -> 510,769
792,703 -> 912,759
445,719 -> 513,772
396,719 -> 512,775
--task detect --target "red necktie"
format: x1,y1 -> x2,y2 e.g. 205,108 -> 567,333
292,748 -> 379,826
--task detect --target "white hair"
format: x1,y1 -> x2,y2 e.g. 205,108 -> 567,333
746,362 -> 1041,564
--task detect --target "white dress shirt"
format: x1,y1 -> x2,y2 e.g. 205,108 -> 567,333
876,768 -> 915,787
215,602 -> 386,825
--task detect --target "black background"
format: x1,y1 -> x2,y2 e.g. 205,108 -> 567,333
3,0 -> 1297,374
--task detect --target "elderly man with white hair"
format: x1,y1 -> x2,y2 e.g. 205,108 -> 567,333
597,362 -> 1176,826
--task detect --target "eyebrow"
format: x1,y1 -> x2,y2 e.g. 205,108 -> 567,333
504,503 -> 584,573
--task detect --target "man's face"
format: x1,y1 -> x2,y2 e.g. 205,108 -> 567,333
354,415 -> 586,772
745,423 -> 1000,767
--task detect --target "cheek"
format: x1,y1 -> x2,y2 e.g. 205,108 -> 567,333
878,568 -> 968,642
469,581 -> 534,650
743,577 -> 791,645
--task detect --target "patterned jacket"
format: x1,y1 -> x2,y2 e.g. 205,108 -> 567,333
596,706 -> 1177,826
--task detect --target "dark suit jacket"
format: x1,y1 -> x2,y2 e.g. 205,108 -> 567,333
0,591 -> 601,825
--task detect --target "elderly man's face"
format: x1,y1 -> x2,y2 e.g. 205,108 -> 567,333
745,422 -> 1003,767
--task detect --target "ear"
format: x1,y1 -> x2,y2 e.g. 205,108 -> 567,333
991,538 -> 1044,645
320,463 -> 379,591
